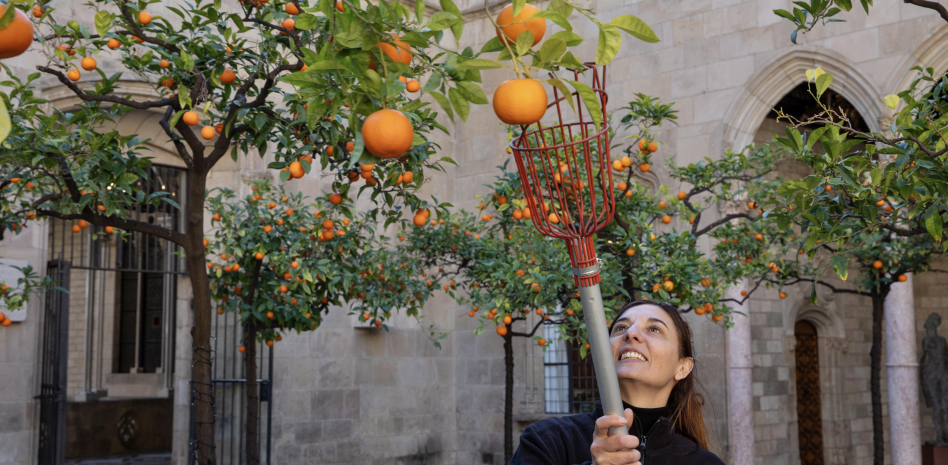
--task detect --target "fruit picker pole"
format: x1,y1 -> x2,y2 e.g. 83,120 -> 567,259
570,238 -> 629,437
509,63 -> 627,436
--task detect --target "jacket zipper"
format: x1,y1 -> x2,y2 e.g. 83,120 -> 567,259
639,419 -> 661,465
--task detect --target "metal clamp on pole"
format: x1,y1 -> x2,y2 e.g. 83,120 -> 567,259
571,259 -> 602,278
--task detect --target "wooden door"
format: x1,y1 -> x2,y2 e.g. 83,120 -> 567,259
795,320 -> 825,464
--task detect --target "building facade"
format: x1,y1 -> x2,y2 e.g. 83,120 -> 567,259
2,1 -> 948,465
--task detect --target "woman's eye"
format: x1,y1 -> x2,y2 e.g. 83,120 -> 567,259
613,325 -> 626,333
648,326 -> 661,333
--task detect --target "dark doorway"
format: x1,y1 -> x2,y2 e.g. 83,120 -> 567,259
794,320 -> 825,464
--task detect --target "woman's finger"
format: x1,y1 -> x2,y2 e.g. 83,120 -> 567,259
593,414 -> 628,440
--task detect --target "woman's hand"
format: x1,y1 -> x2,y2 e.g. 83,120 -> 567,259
591,409 -> 641,465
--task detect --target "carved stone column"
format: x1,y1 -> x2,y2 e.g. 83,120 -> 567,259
885,273 -> 921,465
726,281 -> 754,465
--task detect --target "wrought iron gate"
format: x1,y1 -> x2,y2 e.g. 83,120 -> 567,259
35,260 -> 70,465
189,308 -> 274,465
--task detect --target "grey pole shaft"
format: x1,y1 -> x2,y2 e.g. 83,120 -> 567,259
578,282 -> 628,437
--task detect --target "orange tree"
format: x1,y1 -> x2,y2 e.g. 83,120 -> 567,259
205,179 -> 440,464
398,95 -> 803,461
0,0 -> 666,459
0,263 -> 51,328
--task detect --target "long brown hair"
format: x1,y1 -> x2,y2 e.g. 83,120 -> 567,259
608,300 -> 711,450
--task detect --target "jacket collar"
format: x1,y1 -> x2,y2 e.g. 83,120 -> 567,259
593,400 -> 677,450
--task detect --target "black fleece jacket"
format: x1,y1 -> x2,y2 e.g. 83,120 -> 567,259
508,400 -> 724,465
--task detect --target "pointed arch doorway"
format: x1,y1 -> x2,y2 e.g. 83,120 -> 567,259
795,320 -> 825,464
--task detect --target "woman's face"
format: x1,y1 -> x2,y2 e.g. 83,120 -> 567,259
610,304 -> 693,390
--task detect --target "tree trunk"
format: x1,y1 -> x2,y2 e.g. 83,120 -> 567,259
504,331 -> 514,463
243,320 -> 260,465
870,286 -> 886,465
185,172 -> 216,465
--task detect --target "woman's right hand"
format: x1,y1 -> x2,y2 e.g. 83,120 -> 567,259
590,408 -> 641,465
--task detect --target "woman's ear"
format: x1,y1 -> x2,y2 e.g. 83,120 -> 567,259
674,357 -> 695,381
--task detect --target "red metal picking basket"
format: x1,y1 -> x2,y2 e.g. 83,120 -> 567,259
509,63 -> 614,286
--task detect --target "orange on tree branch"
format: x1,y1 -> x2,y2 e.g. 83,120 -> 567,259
158,106 -> 194,169
35,66 -> 176,110
116,2 -> 182,54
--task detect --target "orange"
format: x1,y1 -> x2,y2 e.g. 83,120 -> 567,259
677,191 -> 686,200
160,59 -> 170,68
182,111 -> 199,126
105,226 -> 115,234
220,69 -> 237,84
78,220 -> 88,228
659,200 -> 666,209
72,225 -> 81,233
621,156 -> 632,167
496,325 -> 508,336
285,2 -> 300,14
289,160 -> 305,178
201,126 -> 215,140
108,38 -> 121,49
701,278 -> 711,287
492,79 -> 547,125
626,248 -> 635,256
639,163 -> 650,173
216,123 -> 224,134
661,215 -> 671,224
648,142 -> 658,152
238,346 -> 246,353
413,213 -> 426,226
406,80 -> 420,92
403,171 -> 413,183
362,109 -> 413,158
612,160 -> 624,170
873,260 -> 883,269
346,141 -> 354,152
740,290 -> 748,296
281,18 -> 295,33
638,139 -> 647,151
779,292 -> 787,299
139,11 -> 152,25
213,213 -> 221,221
495,4 -> 545,46
336,0 -> 345,11
329,193 -> 343,205
32,5 -> 42,17
0,6 -> 33,59
898,274 -> 907,282
81,57 -> 97,71
369,35 -> 412,70
67,69 -> 80,81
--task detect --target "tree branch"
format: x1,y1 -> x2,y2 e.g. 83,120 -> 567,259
36,208 -> 187,246
36,66 -> 175,110
905,0 -> 948,22
693,212 -> 754,237
158,106 -> 194,169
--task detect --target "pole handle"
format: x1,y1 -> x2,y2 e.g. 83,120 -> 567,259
577,282 -> 629,437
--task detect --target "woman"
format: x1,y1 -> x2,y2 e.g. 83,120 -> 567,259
508,301 -> 724,465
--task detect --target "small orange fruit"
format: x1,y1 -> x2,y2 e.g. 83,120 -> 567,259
182,111 -> 199,126
108,38 -> 121,49
105,226 -> 115,234
285,2 -> 300,14
362,109 -> 414,158
779,292 -> 787,299
492,79 -> 547,125
220,69 -> 237,85
160,59 -> 170,68
281,18 -> 295,33
32,5 -> 43,17
873,260 -> 883,269
898,274 -> 907,282
496,325 -> 508,336
661,215 -> 671,224
288,160 -> 305,179
201,126 -> 215,140
406,80 -> 420,92
329,193 -> 343,205
494,4 -> 546,46
67,69 -> 81,81
639,163 -> 650,173
677,191 -> 686,200
81,56 -> 97,71
336,0 -> 345,11
138,11 -> 152,25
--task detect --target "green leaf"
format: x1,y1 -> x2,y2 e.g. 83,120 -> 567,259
558,51 -> 585,70
815,73 -> 833,98
177,86 -> 193,109
568,80 -> 603,130
870,166 -> 882,186
836,0 -> 853,11
550,31 -> 584,46
439,0 -> 463,44
595,24 -> 622,66
449,87 -> 470,121
515,30 -> 534,56
539,38 -> 566,64
512,0 -> 525,18
547,0 -> 573,18
295,13 -> 320,30
533,11 -> 571,32
609,14 -> 659,43
545,78 -> 576,113
94,11 -> 113,37
478,37 -> 506,55
884,94 -> 899,109
0,4 -> 16,29
170,109 -> 186,128
179,51 -> 195,72
456,82 -> 488,104
925,206 -> 943,243
0,97 -> 9,144
429,91 -> 454,121
415,0 -> 425,21
426,11 -> 459,31
456,59 -> 504,70
830,254 -> 849,281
